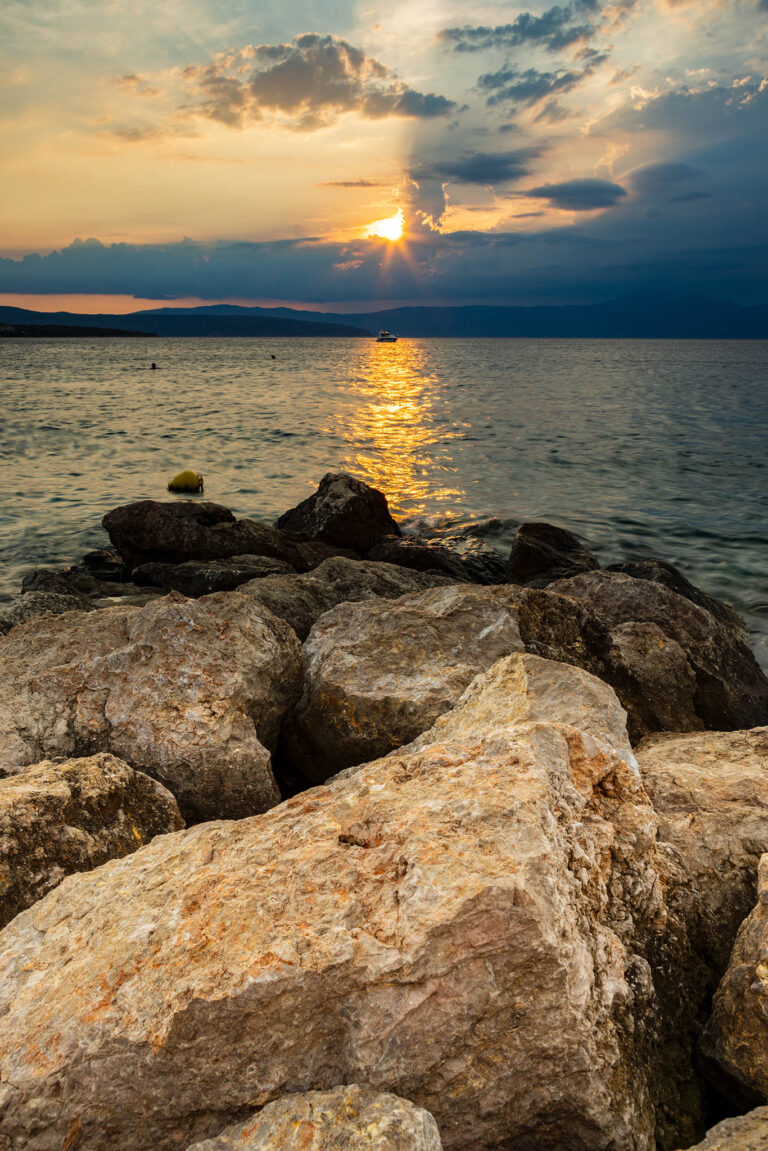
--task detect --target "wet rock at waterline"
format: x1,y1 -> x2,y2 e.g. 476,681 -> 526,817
132,554 -> 296,597
507,521 -> 600,585
0,590 -> 91,635
0,591 -> 302,821
0,753 -> 183,928
549,571 -> 768,733
241,556 -> 451,640
0,655 -> 669,1151
700,854 -> 768,1108
276,471 -> 401,551
102,499 -> 357,572
366,534 -> 508,585
606,557 -> 747,637
186,1086 -> 443,1150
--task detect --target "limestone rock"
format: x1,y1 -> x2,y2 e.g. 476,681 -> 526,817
606,558 -> 746,637
186,1086 -> 443,1150
241,557 -> 451,641
132,555 -> 295,597
276,473 -> 400,550
0,654 -> 667,1151
508,521 -> 599,585
637,728 -> 768,976
0,753 -> 183,928
673,1108 -> 768,1150
102,499 -> 356,573
549,571 -> 768,734
0,591 -> 302,821
700,855 -> 768,1108
366,534 -> 507,585
0,592 -> 90,635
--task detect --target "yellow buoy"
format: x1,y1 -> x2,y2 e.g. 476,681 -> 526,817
168,470 -> 204,493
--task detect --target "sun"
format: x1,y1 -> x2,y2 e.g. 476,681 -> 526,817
365,208 -> 404,242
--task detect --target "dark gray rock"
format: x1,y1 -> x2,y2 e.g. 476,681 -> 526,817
241,556 -> 451,641
606,557 -> 746,635
77,549 -> 127,582
276,472 -> 401,550
132,555 -> 295,597
102,499 -> 357,572
0,591 -> 90,635
366,534 -> 507,585
508,521 -> 599,585
549,570 -> 768,735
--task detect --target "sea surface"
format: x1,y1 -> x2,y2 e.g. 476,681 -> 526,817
1,336 -> 766,666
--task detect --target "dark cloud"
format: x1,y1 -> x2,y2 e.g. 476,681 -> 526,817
526,178 -> 628,209
412,148 -> 542,184
440,7 -> 597,54
629,161 -> 703,196
182,34 -> 455,130
319,179 -> 385,187
478,64 -> 592,106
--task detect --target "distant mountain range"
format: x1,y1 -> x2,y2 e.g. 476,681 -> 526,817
1,293 -> 766,338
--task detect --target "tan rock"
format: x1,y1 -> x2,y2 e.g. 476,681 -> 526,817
699,855 -> 768,1107
241,556 -> 451,640
185,1085 -> 443,1149
672,1107 -> 768,1150
0,592 -> 302,821
0,654 -> 667,1151
0,753 -> 183,928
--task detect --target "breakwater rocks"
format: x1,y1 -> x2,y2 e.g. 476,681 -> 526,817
1,471 -> 768,1151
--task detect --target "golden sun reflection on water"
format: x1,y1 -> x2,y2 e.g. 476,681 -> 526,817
333,341 -> 465,519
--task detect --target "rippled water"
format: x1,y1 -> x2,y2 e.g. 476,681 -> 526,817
1,336 -> 766,664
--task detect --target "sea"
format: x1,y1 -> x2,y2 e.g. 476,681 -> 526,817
1,336 -> 766,667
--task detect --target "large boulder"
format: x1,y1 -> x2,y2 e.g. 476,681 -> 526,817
132,555 -> 295,597
549,571 -> 768,734
102,500 -> 356,573
0,753 -> 183,928
366,534 -> 507,585
281,577 -> 768,782
508,521 -> 599,585
0,655 -> 671,1151
241,557 -> 451,641
606,558 -> 746,636
700,855 -> 768,1108
672,1108 -> 768,1150
276,473 -> 400,550
0,590 -> 91,635
637,728 -> 768,977
186,1086 -> 443,1150
0,592 -> 302,821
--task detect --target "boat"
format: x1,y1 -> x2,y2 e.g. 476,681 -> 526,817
376,329 -> 398,342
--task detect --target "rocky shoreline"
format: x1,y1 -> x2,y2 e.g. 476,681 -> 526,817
1,472 -> 768,1150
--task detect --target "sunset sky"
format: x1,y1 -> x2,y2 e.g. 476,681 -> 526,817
1,0 -> 766,311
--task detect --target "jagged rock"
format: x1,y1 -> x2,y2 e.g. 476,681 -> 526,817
672,1107 -> 768,1150
276,473 -> 400,550
549,571 -> 768,734
634,729 -> 768,1145
0,655 -> 671,1151
77,548 -> 127,581
508,521 -> 599,585
21,568 -> 90,599
21,565 -> 155,605
637,728 -> 768,977
366,534 -> 507,585
605,558 -> 746,637
0,591 -> 89,635
281,576 -> 768,781
241,557 -> 451,641
700,855 -> 768,1108
0,591 -> 302,821
0,753 -> 183,928
186,1086 -> 443,1150
132,555 -> 295,597
102,500 -> 357,573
